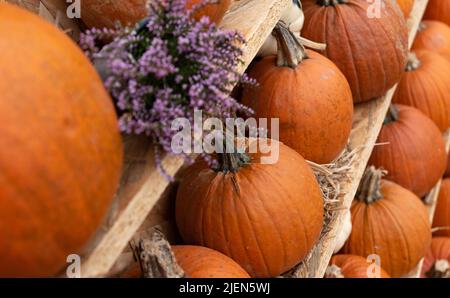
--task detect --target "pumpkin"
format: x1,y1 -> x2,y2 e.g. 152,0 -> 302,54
412,21 -> 450,61
326,254 -> 390,278
175,139 -> 324,277
0,3 -> 123,277
396,0 -> 414,18
392,50 -> 450,132
421,237 -> 450,278
424,0 -> 450,26
80,0 -> 231,29
123,245 -> 251,278
368,104 -> 446,197
432,179 -> 450,238
242,24 -> 353,164
301,0 -> 408,103
342,167 -> 432,277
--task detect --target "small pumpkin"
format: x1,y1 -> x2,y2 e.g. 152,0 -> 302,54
301,0 -> 408,103
421,237 -> 450,278
392,50 -> 450,132
412,21 -> 450,61
432,179 -> 450,238
326,254 -> 390,278
342,167 -> 432,277
123,245 -> 251,278
368,104 -> 447,197
424,0 -> 450,27
396,0 -> 414,18
242,23 -> 353,164
80,0 -> 231,28
0,3 -> 123,277
176,139 -> 324,277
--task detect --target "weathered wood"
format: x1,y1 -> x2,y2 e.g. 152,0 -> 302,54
291,0 -> 430,278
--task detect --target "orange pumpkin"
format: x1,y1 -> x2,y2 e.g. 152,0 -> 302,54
432,179 -> 450,238
413,21 -> 450,61
342,167 -> 431,277
397,0 -> 414,18
424,0 -> 450,26
368,104 -> 446,197
241,24 -> 353,164
301,0 -> 408,103
421,237 -> 450,278
0,3 -> 123,277
326,254 -> 390,278
81,0 -> 231,28
392,50 -> 450,132
123,245 -> 250,278
176,139 -> 324,277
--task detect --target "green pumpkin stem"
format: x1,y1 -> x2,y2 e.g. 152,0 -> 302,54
425,260 -> 450,278
273,22 -> 308,68
406,52 -> 421,72
384,105 -> 399,125
356,166 -> 385,204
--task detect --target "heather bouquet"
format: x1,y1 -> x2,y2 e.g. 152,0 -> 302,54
80,0 -> 254,178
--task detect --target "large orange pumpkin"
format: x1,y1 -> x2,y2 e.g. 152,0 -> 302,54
397,0 -> 414,18
392,50 -> 450,132
432,179 -> 450,238
421,237 -> 450,278
0,3 -> 123,277
413,21 -> 450,61
123,245 -> 251,278
301,0 -> 408,103
81,0 -> 231,28
368,104 -> 446,197
176,139 -> 324,277
241,24 -> 353,164
424,0 -> 450,26
326,254 -> 390,278
342,167 -> 431,277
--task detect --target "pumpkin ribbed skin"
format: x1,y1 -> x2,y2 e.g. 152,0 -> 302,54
432,179 -> 450,237
241,50 -> 353,164
397,0 -> 414,18
424,0 -> 450,26
172,246 -> 250,278
421,237 -> 450,278
327,255 -> 390,278
343,178 -> 431,277
392,50 -> 450,132
176,140 -> 324,277
368,105 -> 446,197
413,21 -> 450,61
301,0 -> 408,103
81,0 -> 231,28
0,4 -> 123,277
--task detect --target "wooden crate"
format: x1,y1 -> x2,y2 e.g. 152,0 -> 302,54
5,0 -> 447,278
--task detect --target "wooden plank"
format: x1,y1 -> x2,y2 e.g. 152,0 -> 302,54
291,0 -> 429,278
80,0 -> 291,278
404,129 -> 450,278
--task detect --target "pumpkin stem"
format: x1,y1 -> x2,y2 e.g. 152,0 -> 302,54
215,152 -> 251,173
356,166 -> 386,204
317,0 -> 348,6
384,104 -> 399,124
426,259 -> 450,278
273,21 -> 308,68
130,228 -> 186,278
325,264 -> 345,278
406,52 -> 421,71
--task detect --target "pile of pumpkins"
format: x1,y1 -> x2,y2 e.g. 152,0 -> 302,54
1,0 -> 450,278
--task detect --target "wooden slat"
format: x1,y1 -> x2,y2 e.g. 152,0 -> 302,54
292,0 -> 430,277
404,129 -> 450,278
80,0 -> 292,278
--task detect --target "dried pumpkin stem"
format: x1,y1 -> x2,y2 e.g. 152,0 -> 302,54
356,166 -> 386,204
384,104 -> 399,124
325,264 -> 344,278
426,259 -> 450,278
273,22 -> 308,68
215,152 -> 251,173
406,52 -> 421,71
